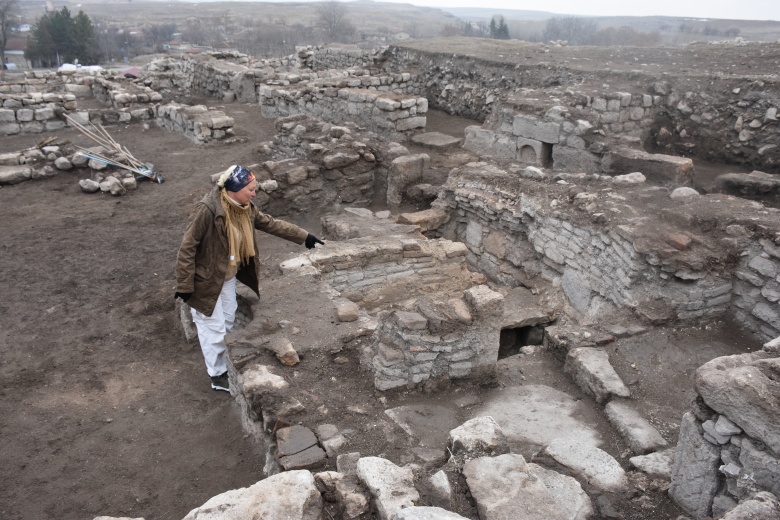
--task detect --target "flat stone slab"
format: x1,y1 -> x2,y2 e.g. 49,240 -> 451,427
527,463 -> 594,520
411,131 -> 463,150
463,454 -> 569,520
278,444 -> 327,471
394,506 -> 470,519
545,438 -> 628,492
629,448 -> 675,478
397,207 -> 450,231
605,400 -> 668,454
384,404 -> 459,448
564,347 -> 630,404
277,424 -> 318,457
603,147 -> 694,186
474,385 -> 602,449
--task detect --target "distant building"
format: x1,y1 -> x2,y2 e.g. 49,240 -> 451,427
4,38 -> 29,70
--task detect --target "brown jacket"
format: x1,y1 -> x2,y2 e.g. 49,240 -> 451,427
176,187 -> 309,316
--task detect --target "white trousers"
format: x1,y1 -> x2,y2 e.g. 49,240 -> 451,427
191,276 -> 237,377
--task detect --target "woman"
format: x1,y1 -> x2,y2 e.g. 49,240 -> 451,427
175,165 -> 324,392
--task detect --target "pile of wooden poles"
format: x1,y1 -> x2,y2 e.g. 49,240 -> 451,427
64,114 -> 162,183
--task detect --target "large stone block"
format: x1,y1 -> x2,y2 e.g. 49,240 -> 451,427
517,137 -> 544,165
739,438 -> 780,496
512,115 -> 560,143
552,146 -> 600,173
602,147 -> 694,186
544,438 -> 628,492
561,268 -> 593,314
0,165 -> 32,185
387,154 -> 429,205
605,400 -> 668,454
695,352 -> 780,454
181,470 -> 322,520
464,454 -> 568,520
669,412 -> 721,518
720,491 -> 780,520
564,347 -> 630,403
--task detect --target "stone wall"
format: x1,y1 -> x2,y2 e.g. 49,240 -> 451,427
0,93 -> 71,135
670,346 -> 780,519
296,44 -> 385,70
259,86 -> 427,141
294,236 -> 509,390
252,113 -> 405,214
384,44 -> 780,172
153,103 -> 234,144
180,55 -> 263,103
91,76 -> 163,109
733,239 -> 780,339
433,162 -> 780,338
464,93 -> 666,175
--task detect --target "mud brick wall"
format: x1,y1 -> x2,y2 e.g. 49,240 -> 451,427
259,86 -> 427,141
153,103 -> 234,143
732,239 -> 780,339
670,349 -> 780,518
435,163 -> 739,325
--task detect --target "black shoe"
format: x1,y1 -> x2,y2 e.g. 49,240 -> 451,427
210,372 -> 230,393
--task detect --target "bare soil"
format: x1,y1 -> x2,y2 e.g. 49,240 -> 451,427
0,98 -> 765,520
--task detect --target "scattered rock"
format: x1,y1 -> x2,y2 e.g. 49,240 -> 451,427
181,470 -> 322,520
447,416 -> 508,456
629,448 -> 676,478
545,438 -> 628,492
356,457 -> 419,520
80,178 -> 101,193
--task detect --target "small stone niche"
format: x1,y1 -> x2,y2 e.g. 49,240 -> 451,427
498,325 -> 545,359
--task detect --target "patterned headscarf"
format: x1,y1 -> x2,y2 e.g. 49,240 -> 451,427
217,165 -> 255,192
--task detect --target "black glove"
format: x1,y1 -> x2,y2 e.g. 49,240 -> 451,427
305,234 -> 325,249
174,291 -> 192,303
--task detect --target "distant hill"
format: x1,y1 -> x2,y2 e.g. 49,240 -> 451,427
442,7 -> 557,22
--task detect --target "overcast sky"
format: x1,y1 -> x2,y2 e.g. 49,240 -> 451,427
368,0 -> 780,21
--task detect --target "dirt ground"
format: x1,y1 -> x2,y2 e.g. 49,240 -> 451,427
0,97 -> 766,520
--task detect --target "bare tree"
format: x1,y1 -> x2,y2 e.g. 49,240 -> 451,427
542,17 -> 598,45
0,0 -> 18,79
315,0 -> 353,42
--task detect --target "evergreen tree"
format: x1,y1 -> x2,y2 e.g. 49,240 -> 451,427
497,17 -> 510,39
72,11 -> 98,64
489,15 -> 509,40
26,7 -> 99,66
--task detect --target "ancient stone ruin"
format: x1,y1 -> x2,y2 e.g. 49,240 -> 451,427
4,40 -> 780,520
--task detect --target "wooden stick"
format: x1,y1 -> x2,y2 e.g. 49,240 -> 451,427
65,115 -> 114,149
